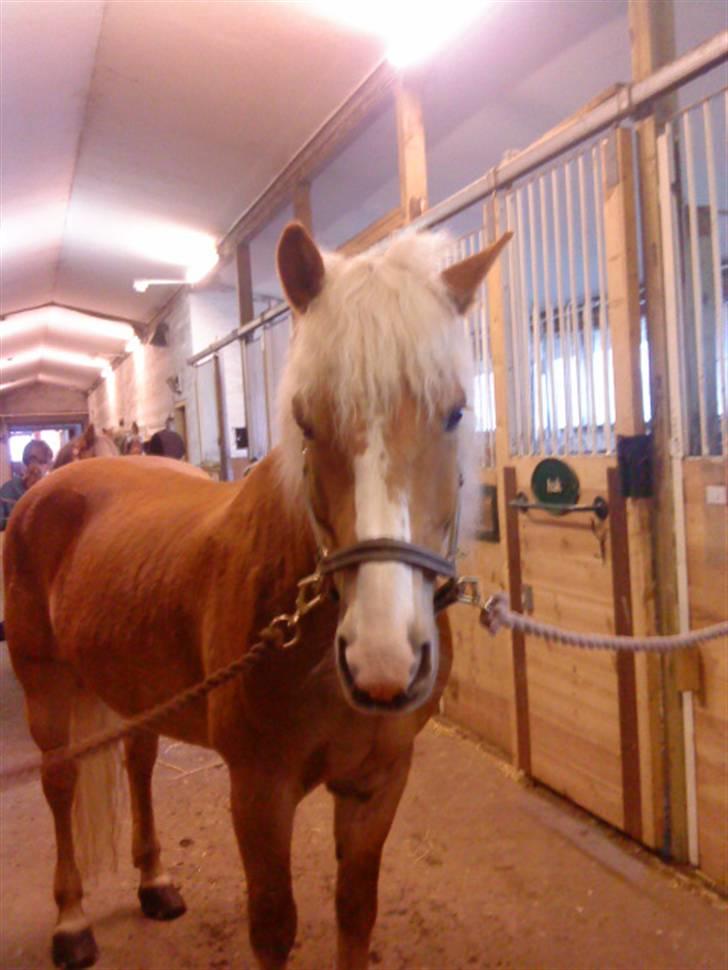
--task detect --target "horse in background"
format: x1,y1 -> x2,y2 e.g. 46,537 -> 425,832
4,223 -> 510,970
53,424 -> 119,468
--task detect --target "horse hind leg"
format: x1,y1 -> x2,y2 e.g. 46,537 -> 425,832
124,732 -> 186,920
19,660 -> 99,969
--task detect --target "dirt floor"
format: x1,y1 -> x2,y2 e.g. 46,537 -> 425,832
1,648 -> 726,970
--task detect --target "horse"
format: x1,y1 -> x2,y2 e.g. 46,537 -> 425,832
3,222 -> 510,970
53,424 -> 119,468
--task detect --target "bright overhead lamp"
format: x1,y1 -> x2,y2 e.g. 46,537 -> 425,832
1,348 -> 108,371
2,306 -> 135,343
101,365 -> 113,380
308,0 -> 493,67
125,335 -> 141,353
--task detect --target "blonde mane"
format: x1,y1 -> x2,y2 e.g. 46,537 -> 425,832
276,231 -> 476,501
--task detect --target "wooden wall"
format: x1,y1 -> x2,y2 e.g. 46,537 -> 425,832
684,458 -> 728,886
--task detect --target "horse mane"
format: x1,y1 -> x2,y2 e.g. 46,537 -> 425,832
276,231 -> 475,501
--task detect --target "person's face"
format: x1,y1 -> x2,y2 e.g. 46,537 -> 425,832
23,461 -> 49,489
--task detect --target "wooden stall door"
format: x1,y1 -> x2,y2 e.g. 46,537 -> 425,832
503,457 -> 645,841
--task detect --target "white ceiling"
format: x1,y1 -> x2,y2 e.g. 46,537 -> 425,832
1,0 -> 384,390
1,0 -> 724,395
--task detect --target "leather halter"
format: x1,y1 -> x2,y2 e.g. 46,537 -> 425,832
302,447 -> 462,583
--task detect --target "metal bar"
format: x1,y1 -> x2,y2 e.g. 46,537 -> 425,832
702,97 -> 727,455
578,152 -> 598,452
682,110 -> 708,454
506,192 -> 525,454
508,495 -> 609,519
540,175 -> 558,455
593,141 -> 613,454
527,180 -> 544,454
260,327 -> 273,453
187,32 -> 728,367
551,168 -> 571,453
565,160 -> 585,452
516,189 -> 534,453
239,336 -> 253,459
406,30 -> 728,236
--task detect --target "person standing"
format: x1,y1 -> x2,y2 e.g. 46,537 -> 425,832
0,439 -> 53,530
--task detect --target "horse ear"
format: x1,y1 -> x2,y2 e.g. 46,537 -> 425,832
441,232 -> 513,315
277,222 -> 325,314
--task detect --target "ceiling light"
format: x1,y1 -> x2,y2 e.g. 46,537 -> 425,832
308,0 -> 493,67
2,348 -> 108,371
125,335 -> 141,353
102,365 -> 113,380
2,306 -> 135,343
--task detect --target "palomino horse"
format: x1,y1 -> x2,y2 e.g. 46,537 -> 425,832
4,223 -> 510,970
53,424 -> 119,467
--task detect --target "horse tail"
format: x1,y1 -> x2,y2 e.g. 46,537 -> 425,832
70,690 -> 125,878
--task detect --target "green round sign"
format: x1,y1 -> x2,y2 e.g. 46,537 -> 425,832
531,459 -> 580,513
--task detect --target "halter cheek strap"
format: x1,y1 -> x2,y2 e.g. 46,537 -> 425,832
301,447 -> 462,582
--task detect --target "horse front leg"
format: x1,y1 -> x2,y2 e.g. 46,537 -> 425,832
124,732 -> 186,920
229,763 -> 298,970
333,747 -> 413,970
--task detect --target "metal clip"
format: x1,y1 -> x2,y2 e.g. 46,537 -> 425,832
295,572 -> 328,617
454,576 -> 484,608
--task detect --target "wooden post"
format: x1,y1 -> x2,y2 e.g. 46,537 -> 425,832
484,199 -> 527,770
602,126 -> 663,850
395,78 -> 428,223
293,181 -> 313,234
629,0 -> 693,862
212,352 -> 230,482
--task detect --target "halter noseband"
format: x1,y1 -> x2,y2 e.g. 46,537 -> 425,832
301,447 -> 462,584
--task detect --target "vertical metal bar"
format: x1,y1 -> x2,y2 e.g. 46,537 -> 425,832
703,97 -> 726,455
578,152 -> 597,452
552,168 -> 571,453
593,142 -> 613,454
539,174 -> 558,454
527,180 -> 544,454
507,192 -> 524,454
565,159 -> 585,452
239,336 -> 253,459
682,110 -> 708,455
260,327 -> 273,454
516,188 -> 534,454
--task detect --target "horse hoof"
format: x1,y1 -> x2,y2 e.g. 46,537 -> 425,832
138,884 -> 187,920
51,927 -> 99,969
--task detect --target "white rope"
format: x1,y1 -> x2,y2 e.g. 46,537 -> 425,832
483,592 -> 728,653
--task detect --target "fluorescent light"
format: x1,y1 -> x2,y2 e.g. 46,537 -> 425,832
132,278 -> 186,293
307,0 -> 493,67
2,306 -> 135,343
102,365 -> 113,380
125,335 -> 141,353
185,248 -> 219,285
2,348 -> 108,371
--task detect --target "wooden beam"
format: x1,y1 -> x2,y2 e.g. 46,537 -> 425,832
338,207 -> 405,258
503,466 -> 531,775
395,78 -> 428,222
602,126 -> 662,850
221,61 -> 397,253
235,242 -> 254,328
293,181 -> 313,234
629,0 -> 694,864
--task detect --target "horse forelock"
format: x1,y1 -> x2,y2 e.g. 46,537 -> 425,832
276,231 -> 475,503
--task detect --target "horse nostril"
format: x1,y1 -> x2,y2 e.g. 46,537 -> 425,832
337,635 -> 348,654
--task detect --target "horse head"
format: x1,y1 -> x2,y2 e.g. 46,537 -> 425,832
276,223 -> 510,716
53,423 -> 120,468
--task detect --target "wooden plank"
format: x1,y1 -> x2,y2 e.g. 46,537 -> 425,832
608,466 -> 643,840
683,458 -> 728,885
338,207 -> 405,258
603,126 -> 663,850
395,78 -> 428,222
235,242 -> 254,327
504,466 -> 531,774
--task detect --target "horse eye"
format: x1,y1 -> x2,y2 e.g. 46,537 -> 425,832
445,407 -> 463,432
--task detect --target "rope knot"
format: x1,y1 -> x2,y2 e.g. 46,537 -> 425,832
480,592 -> 508,635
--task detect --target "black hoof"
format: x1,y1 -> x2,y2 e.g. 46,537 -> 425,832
51,927 -> 99,969
138,883 -> 187,920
